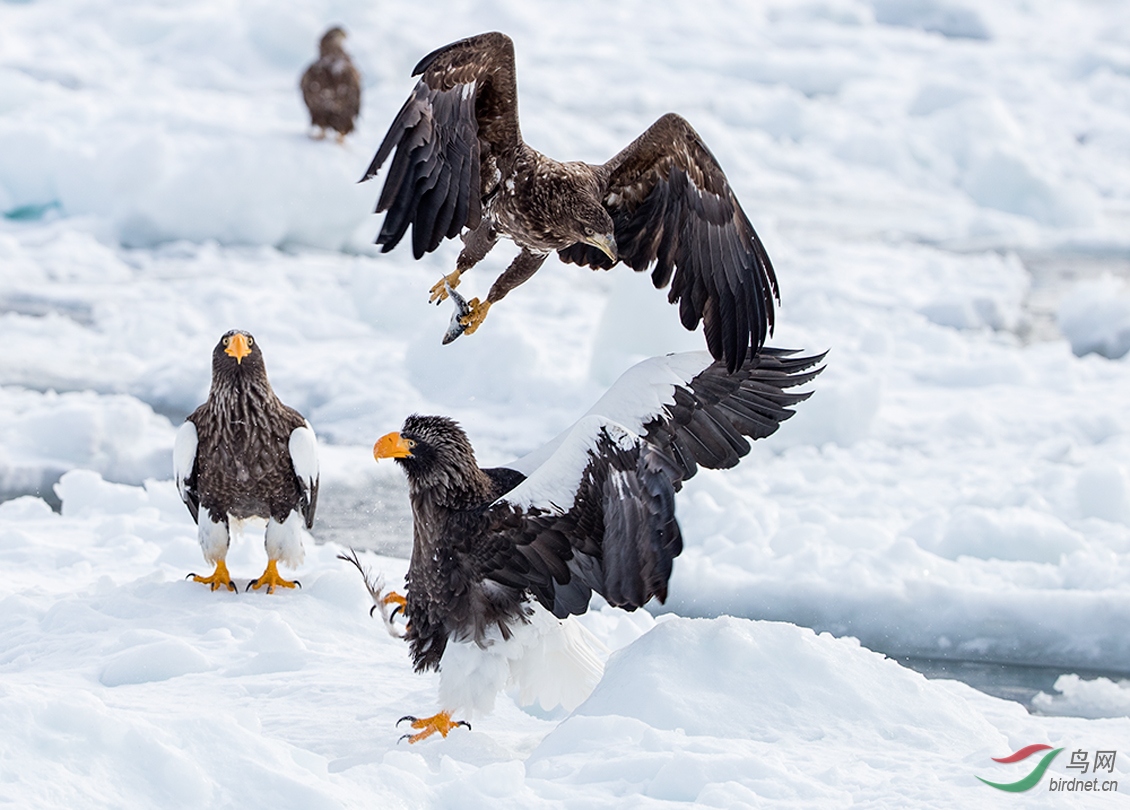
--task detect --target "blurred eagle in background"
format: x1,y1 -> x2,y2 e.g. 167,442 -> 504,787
363,31 -> 779,373
301,26 -> 361,143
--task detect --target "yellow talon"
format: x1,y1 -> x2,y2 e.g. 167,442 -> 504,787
429,271 -> 463,304
460,298 -> 491,335
381,591 -> 407,609
396,711 -> 471,743
247,559 -> 299,594
190,559 -> 237,592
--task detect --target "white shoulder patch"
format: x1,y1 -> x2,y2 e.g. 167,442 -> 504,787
173,421 -> 198,504
509,351 -> 713,476
501,415 -> 639,512
289,421 -> 319,496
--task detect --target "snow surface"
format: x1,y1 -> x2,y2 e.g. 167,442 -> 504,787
4,0 -> 1130,805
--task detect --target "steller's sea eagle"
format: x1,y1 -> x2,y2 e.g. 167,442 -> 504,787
367,346 -> 823,741
301,27 -> 362,143
174,330 -> 320,593
362,32 -> 779,373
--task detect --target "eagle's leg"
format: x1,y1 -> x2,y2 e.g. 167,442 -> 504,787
249,512 -> 305,593
430,224 -> 499,303
189,509 -> 236,591
189,559 -> 237,592
247,559 -> 299,593
461,249 -> 548,335
396,711 -> 471,744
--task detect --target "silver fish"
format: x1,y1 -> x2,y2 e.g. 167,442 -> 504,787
442,282 -> 471,345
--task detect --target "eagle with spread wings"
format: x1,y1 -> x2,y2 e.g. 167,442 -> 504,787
362,32 -> 779,373
365,347 -> 823,742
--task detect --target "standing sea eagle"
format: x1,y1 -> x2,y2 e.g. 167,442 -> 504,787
301,26 -> 362,143
174,330 -> 320,593
369,347 -> 824,742
362,32 -> 779,373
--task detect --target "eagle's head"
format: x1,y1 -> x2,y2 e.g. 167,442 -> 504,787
544,165 -> 617,262
211,329 -> 267,379
573,202 -> 617,264
318,26 -> 348,56
373,415 -> 482,494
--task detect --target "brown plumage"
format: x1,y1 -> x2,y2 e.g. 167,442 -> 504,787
300,27 -> 361,142
174,330 -> 319,593
362,31 -> 779,372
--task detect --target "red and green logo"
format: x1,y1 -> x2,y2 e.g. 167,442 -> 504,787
978,744 -> 1063,792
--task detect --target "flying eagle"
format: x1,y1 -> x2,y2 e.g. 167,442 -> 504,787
362,32 -> 779,373
301,26 -> 362,143
369,347 -> 823,741
174,330 -> 320,593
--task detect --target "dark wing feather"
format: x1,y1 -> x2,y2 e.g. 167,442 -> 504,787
483,347 -> 824,618
642,347 -> 824,480
484,429 -> 684,618
361,32 -> 521,258
182,460 -> 200,523
299,472 -> 319,529
559,113 -> 779,373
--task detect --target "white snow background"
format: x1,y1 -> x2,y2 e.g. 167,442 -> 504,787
3,0 -> 1130,806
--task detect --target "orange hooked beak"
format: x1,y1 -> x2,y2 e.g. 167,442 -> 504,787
374,432 -> 414,460
224,333 -> 252,363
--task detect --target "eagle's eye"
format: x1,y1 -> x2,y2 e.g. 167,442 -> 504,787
583,226 -> 594,237
247,336 -> 254,347
222,336 -> 230,346
405,439 -> 417,449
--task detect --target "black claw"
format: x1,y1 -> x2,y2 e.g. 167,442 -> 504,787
396,715 -> 418,727
457,721 -> 472,731
369,605 -> 378,618
245,580 -> 257,592
225,581 -> 237,592
391,604 -> 404,620
293,580 -> 301,589
186,572 -> 197,581
397,733 -> 413,744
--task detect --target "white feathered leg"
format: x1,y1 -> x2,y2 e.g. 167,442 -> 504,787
265,509 -> 308,568
248,510 -> 308,593
190,507 -> 235,591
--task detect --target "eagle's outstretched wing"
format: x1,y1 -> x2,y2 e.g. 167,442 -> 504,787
559,114 -> 780,373
361,31 -> 521,258
482,347 -> 825,618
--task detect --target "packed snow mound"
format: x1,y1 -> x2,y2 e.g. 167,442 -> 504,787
1034,674 -> 1130,720
0,388 -> 175,503
568,617 -> 991,740
530,617 -> 1130,806
1058,275 -> 1130,360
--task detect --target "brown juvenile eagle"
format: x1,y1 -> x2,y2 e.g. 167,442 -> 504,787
362,31 -> 779,373
174,330 -> 320,593
368,346 -> 823,742
301,26 -> 362,143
